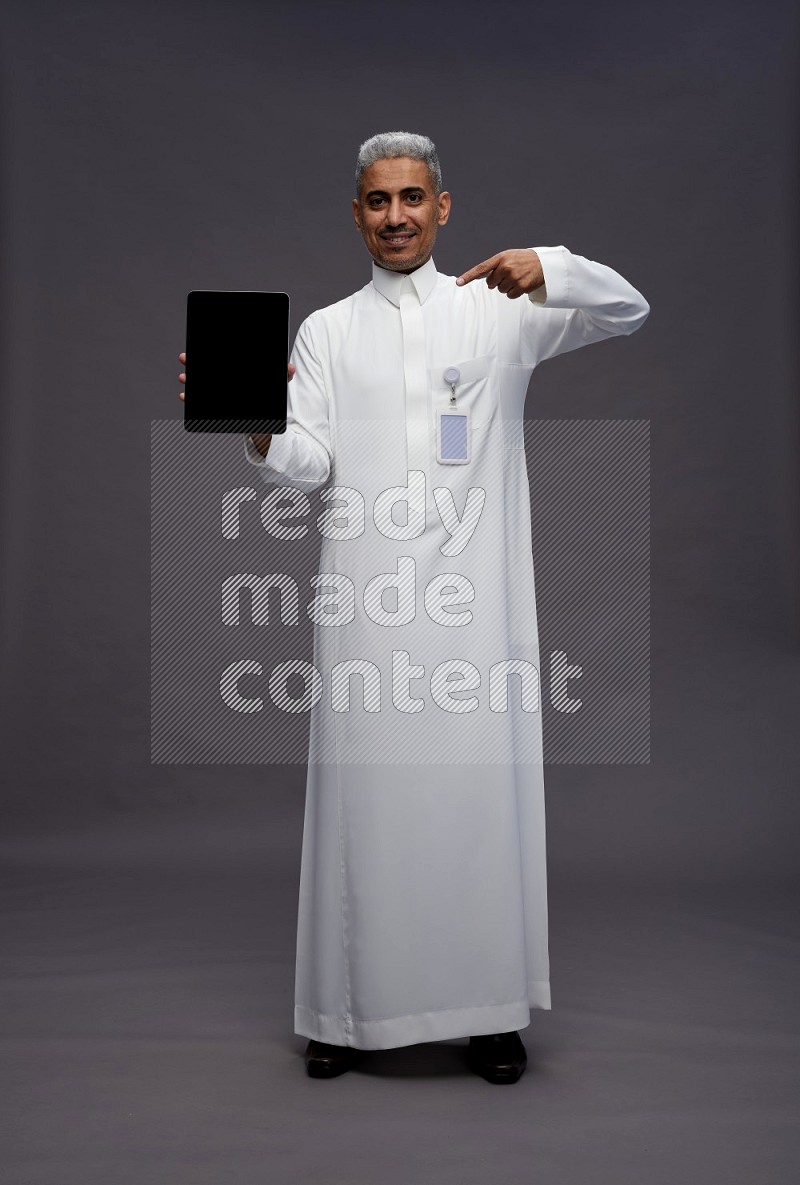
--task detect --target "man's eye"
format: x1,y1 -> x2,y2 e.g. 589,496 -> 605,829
370,198 -> 385,207
408,194 -> 422,202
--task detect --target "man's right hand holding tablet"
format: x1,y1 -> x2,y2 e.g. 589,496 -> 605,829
177,352 -> 296,456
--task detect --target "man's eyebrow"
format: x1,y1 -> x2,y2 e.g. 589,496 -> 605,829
365,186 -> 427,198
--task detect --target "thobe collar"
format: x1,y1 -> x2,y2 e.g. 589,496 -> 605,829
371,255 -> 438,307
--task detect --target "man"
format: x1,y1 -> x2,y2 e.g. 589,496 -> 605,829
178,131 -> 649,1084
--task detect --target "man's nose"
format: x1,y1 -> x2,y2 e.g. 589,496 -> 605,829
386,197 -> 406,226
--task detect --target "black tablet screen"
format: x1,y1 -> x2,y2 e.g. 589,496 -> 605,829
183,290 -> 289,433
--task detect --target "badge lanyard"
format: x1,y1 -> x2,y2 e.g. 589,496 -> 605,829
436,366 -> 471,464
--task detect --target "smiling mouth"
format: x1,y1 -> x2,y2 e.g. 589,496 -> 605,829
381,233 -> 416,245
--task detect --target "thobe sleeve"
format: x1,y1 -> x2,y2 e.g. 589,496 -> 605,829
242,312 -> 332,492
516,245 -> 650,368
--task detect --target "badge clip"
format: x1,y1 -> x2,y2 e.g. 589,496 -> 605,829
443,366 -> 461,407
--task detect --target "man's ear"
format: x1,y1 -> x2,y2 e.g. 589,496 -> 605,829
352,196 -> 361,231
437,191 -> 452,227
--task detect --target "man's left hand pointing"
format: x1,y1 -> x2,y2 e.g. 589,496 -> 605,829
456,249 -> 544,299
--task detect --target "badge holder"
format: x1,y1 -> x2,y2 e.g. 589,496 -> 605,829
436,367 -> 471,465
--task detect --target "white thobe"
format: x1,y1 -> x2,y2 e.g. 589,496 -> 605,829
244,246 -> 649,1049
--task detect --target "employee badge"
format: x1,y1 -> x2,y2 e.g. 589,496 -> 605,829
436,366 -> 471,464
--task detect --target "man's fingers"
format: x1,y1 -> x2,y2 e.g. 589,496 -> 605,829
288,363 -> 296,380
456,254 -> 501,286
179,391 -> 184,401
179,352 -> 186,362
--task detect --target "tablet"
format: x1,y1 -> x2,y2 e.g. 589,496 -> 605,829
183,290 -> 289,433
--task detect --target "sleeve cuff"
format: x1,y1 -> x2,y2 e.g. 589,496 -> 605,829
527,245 -> 569,306
243,430 -> 292,473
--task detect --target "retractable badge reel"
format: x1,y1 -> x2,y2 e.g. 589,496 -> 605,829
437,366 -> 470,464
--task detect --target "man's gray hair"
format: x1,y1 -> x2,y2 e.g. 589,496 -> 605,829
355,132 -> 442,196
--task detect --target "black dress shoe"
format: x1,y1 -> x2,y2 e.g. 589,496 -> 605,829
467,1031 -> 527,1084
304,1039 -> 362,1078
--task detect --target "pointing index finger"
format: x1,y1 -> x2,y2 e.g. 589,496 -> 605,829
456,254 -> 501,286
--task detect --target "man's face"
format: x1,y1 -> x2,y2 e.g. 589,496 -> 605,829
352,156 -> 451,273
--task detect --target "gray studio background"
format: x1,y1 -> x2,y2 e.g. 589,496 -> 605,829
1,1 -> 798,1183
